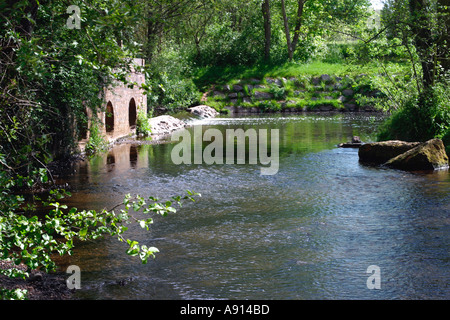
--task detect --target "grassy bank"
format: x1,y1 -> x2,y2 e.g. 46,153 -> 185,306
192,60 -> 410,90
195,61 -> 411,114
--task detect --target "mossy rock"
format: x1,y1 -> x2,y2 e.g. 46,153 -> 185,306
358,140 -> 421,164
385,139 -> 449,171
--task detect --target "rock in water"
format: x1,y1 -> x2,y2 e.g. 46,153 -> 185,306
385,139 -> 449,171
358,140 -> 421,164
149,115 -> 186,136
338,136 -> 363,148
188,105 -> 219,118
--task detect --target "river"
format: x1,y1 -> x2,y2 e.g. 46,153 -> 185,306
56,112 -> 449,300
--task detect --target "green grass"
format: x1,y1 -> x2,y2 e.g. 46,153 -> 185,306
192,60 -> 409,90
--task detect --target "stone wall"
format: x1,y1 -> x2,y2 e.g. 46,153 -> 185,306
204,74 -> 384,113
101,58 -> 147,141
80,59 -> 147,151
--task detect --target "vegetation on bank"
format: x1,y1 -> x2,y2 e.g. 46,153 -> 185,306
1,0 -> 449,299
198,64 -> 405,113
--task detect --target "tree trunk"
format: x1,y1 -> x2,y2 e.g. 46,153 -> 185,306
145,15 -> 161,64
262,0 -> 271,61
280,0 -> 293,60
409,0 -> 435,89
291,0 -> 305,52
437,0 -> 450,73
281,0 -> 306,61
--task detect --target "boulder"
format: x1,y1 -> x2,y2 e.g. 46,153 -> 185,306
358,140 -> 421,164
254,84 -> 266,89
338,136 -> 363,148
385,139 -> 449,171
274,79 -> 284,87
254,91 -> 274,100
224,106 -> 236,113
149,115 -> 186,136
235,106 -> 246,113
344,103 -> 357,111
321,74 -> 331,83
188,105 -> 219,119
233,84 -> 244,92
342,89 -> 354,97
311,77 -> 320,85
213,91 -> 225,98
318,104 -> 334,111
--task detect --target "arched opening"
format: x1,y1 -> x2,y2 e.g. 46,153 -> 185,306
105,101 -> 114,133
79,108 -> 89,140
129,98 -> 137,128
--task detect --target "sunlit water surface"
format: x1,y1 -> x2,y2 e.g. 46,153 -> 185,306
56,113 -> 449,300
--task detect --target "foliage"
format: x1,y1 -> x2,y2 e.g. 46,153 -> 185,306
136,110 -> 152,136
442,129 -> 450,156
269,85 -> 287,100
373,0 -> 450,143
84,121 -> 108,155
255,100 -> 282,112
0,0 -> 144,174
147,72 -> 200,112
0,167 -> 200,300
377,83 -> 450,142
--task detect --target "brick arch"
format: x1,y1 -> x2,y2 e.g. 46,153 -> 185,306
79,108 -> 89,140
129,98 -> 137,128
105,101 -> 114,133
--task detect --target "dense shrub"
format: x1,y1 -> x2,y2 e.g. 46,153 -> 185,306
146,45 -> 201,113
377,84 -> 450,143
147,72 -> 200,112
442,129 -> 450,156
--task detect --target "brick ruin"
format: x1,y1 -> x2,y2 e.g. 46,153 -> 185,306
79,58 -> 147,152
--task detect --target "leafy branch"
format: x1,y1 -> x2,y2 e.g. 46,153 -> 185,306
0,169 -> 200,299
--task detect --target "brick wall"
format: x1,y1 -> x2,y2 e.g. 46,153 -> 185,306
101,58 -> 147,141
80,58 -> 147,150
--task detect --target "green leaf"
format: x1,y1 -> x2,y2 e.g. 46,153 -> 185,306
79,227 -> 88,237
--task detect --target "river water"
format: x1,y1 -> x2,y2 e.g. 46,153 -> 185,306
57,112 -> 449,300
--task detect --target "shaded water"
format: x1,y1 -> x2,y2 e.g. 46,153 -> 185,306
58,113 -> 449,300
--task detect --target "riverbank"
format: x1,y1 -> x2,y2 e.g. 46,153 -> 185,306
201,73 -> 386,114
0,261 -> 74,300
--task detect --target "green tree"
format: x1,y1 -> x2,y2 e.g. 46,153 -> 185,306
0,0 -> 201,300
262,0 -> 272,61
0,0 -> 144,174
277,0 -> 371,61
375,0 -> 450,143
381,0 -> 449,91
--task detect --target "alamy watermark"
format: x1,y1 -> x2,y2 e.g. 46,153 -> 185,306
366,265 -> 381,290
170,126 -> 280,175
66,5 -> 81,29
66,265 -> 81,289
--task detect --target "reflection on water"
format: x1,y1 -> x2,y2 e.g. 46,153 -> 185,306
57,113 -> 449,300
